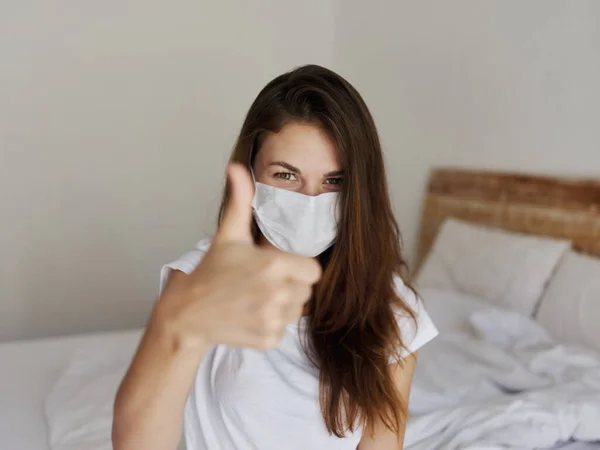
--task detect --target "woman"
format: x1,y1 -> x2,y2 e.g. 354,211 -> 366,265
113,65 -> 438,450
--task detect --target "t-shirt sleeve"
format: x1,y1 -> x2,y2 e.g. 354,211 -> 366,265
158,239 -> 212,295
393,276 -> 439,359
160,240 -> 215,449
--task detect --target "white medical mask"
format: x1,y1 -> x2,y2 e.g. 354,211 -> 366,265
251,182 -> 340,257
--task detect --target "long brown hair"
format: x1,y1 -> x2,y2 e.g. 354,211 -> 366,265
218,65 -> 416,437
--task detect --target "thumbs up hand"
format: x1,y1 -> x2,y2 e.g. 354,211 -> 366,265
154,164 -> 322,351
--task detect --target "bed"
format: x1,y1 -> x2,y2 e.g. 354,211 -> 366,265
1,168 -> 599,450
0,329 -> 142,450
407,168 -> 600,449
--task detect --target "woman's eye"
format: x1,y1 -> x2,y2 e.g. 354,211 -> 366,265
325,177 -> 343,186
274,172 -> 297,181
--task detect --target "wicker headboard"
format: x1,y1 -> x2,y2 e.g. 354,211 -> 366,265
415,168 -> 600,268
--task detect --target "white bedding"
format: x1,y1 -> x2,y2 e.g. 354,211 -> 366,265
408,288 -> 600,450
4,290 -> 600,450
554,444 -> 600,450
0,329 -> 141,450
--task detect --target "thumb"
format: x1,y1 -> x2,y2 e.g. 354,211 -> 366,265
215,163 -> 255,245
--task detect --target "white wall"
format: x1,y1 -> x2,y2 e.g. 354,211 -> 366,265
335,0 -> 600,265
0,0 -> 335,341
4,0 -> 600,341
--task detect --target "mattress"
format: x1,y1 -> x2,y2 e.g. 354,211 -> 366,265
0,329 -> 140,450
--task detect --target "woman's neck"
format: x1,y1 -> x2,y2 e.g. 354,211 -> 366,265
257,235 -> 276,250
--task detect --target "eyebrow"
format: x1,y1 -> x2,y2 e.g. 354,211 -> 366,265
269,161 -> 301,173
268,161 -> 344,177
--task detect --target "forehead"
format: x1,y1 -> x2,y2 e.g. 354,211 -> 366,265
255,122 -> 340,171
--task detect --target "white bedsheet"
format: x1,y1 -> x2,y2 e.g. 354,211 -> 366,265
553,443 -> 600,450
44,330 -> 143,450
407,288 -> 600,450
0,329 -> 141,450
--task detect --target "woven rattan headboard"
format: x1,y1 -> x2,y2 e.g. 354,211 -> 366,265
415,168 -> 600,268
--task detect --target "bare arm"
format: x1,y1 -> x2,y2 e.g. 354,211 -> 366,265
357,353 -> 417,450
112,272 -> 205,450
111,164 -> 320,450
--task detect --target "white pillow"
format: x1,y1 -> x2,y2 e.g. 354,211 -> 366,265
536,251 -> 600,352
44,329 -> 188,450
416,218 -> 570,316
45,330 -> 150,450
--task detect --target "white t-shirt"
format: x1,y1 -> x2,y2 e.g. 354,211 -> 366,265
160,239 -> 438,450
